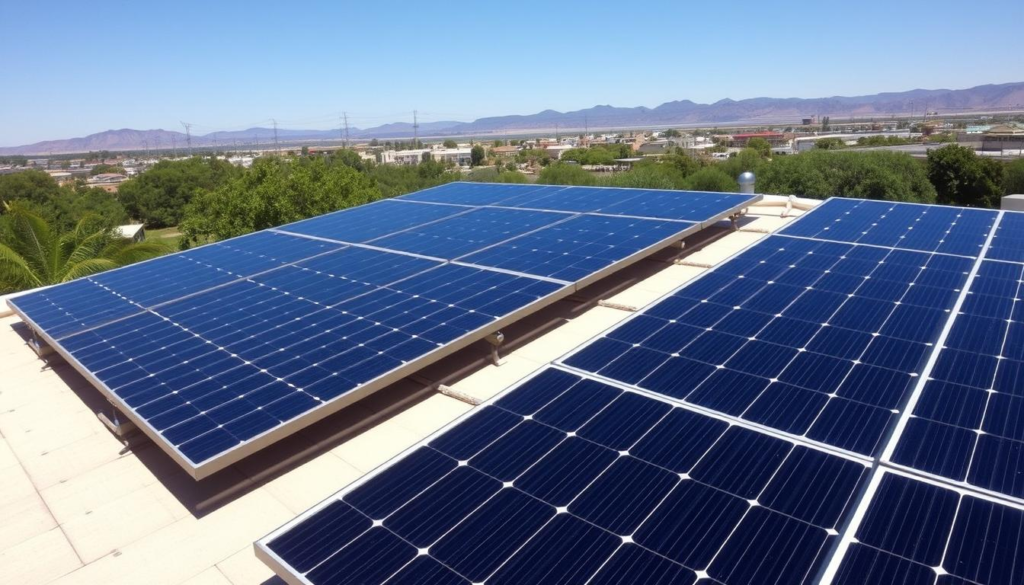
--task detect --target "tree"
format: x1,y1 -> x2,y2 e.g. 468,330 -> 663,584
180,157 -> 381,244
300,146 -> 309,156
684,168 -> 739,192
663,129 -> 682,138
537,163 -> 596,186
443,139 -> 458,148
718,148 -> 764,179
470,145 -> 485,167
90,163 -> 125,176
0,203 -> 169,293
814,137 -> 846,150
746,137 -> 772,158
0,170 -> 126,231
116,157 -> 241,228
495,171 -> 528,183
821,116 -> 831,132
757,150 -> 936,203
493,140 -> 504,147
1004,159 -> 1024,196
926,144 -> 1003,207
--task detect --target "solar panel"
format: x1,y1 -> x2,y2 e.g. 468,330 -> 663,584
559,232 -> 974,456
826,470 -> 1024,585
401,182 -> 755,222
886,235 -> 1024,502
256,367 -> 870,585
8,183 -> 757,478
778,198 -> 996,257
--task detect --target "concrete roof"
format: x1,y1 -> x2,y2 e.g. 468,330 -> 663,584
0,194 -> 815,585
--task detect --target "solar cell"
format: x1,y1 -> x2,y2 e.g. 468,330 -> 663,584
9,183 -> 757,477
829,471 -> 1024,585
257,367 -> 869,585
560,234 -> 970,456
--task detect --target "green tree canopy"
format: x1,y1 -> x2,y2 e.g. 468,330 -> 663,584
0,170 -> 127,231
758,150 -> 937,203
537,162 -> 596,186
1003,159 -> 1024,196
814,137 -> 846,150
683,168 -> 739,192
470,145 -> 486,167
746,137 -> 772,158
0,203 -> 168,293
442,139 -> 458,148
926,144 -> 1003,207
117,157 -> 241,228
180,156 -> 381,244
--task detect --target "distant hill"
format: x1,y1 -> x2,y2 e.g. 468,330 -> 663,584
4,82 -> 1023,155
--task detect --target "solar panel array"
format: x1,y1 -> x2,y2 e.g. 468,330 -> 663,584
261,368 -> 870,585
8,182 -> 756,478
258,197 -> 1024,585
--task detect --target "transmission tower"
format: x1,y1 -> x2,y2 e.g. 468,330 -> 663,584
180,122 -> 193,156
413,110 -> 419,149
272,119 -> 280,153
172,135 -> 177,157
344,112 -> 350,148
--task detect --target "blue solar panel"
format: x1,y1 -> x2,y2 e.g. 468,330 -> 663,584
9,183 -> 756,477
984,210 -> 1024,263
54,257 -> 560,467
279,198 -> 467,243
832,471 -> 1024,585
890,260 -> 1024,500
401,182 -> 754,223
459,215 -> 696,282
560,234 -> 970,456
259,367 -> 869,585
368,207 -> 567,258
779,198 -> 997,257
11,231 -> 342,339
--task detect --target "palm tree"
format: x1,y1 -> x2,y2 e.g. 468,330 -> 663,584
0,203 -> 170,293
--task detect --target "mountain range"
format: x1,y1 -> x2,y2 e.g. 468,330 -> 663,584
4,82 -> 1023,156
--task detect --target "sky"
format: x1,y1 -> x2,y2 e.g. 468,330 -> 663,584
1,0 -> 1022,146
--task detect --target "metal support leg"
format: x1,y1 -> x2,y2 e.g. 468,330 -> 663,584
730,213 -> 739,231
486,331 -> 506,366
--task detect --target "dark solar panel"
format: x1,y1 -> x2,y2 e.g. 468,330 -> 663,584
9,183 -> 757,477
459,215 -> 697,282
778,198 -> 997,257
52,258 -> 560,468
890,259 -> 1024,500
560,234 -> 970,456
258,367 -> 869,585
831,471 -> 1024,585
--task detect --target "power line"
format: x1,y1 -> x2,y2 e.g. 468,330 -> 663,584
344,112 -> 350,148
272,119 -> 279,153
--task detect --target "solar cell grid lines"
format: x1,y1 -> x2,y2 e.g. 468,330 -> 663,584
8,182 -> 758,477
779,197 -> 997,257
888,258 -> 1024,501
828,470 -> 1024,585
560,233 -> 972,456
258,367 -> 870,585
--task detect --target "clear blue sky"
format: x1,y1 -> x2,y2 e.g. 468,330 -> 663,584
1,0 -> 1022,146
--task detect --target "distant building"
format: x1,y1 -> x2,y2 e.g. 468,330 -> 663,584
727,132 -> 788,148
491,145 -> 520,158
114,224 -> 146,243
544,145 -> 573,160
86,173 -> 128,193
387,148 -> 472,166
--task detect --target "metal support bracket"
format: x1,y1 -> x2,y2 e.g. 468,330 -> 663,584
485,331 -> 506,366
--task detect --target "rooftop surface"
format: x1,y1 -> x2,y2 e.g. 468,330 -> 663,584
0,196 -> 808,585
